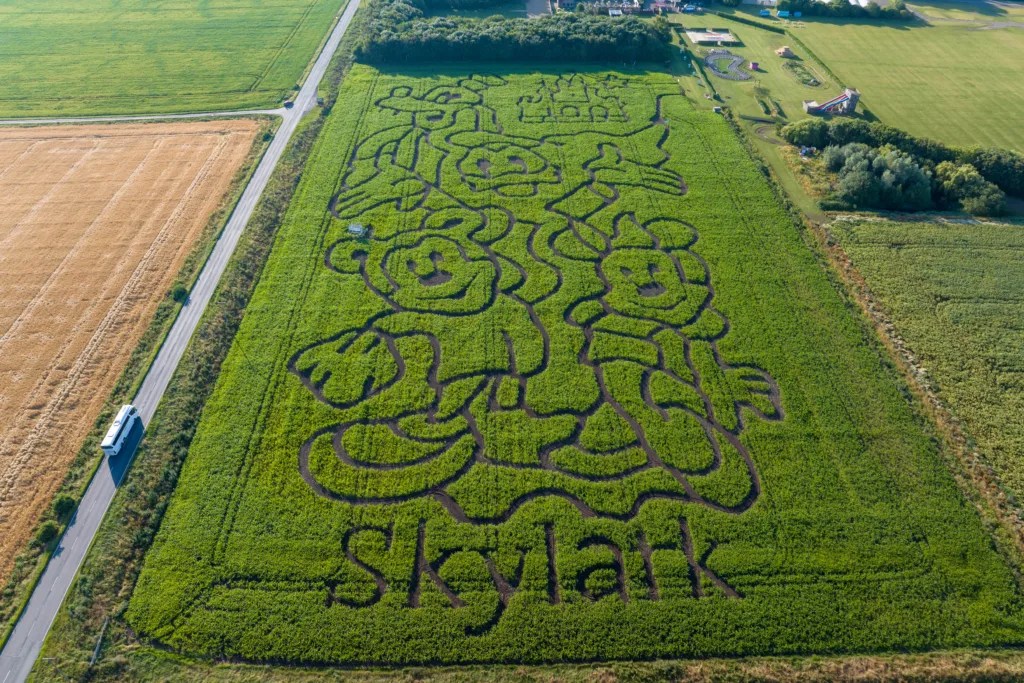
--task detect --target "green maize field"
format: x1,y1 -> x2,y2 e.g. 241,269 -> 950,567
0,0 -> 347,118
126,65 -> 1024,663
831,217 -> 1024,506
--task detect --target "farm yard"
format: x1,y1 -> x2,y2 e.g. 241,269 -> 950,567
830,217 -> 1024,505
790,11 -> 1024,151
0,120 -> 260,581
125,66 -> 1024,664
0,0 -> 348,118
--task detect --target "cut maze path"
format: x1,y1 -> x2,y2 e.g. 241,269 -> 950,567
125,66 -> 1024,665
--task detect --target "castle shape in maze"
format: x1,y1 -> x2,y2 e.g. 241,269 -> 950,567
289,74 -> 783,522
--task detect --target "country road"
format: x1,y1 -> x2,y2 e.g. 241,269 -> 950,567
0,1 -> 360,680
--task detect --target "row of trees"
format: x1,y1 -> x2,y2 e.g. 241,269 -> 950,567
775,0 -> 913,20
355,0 -> 671,64
782,117 -> 1023,215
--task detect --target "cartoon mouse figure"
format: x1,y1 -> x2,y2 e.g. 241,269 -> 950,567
288,75 -> 782,519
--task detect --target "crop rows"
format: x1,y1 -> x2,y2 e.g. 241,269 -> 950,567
127,66 -> 1024,664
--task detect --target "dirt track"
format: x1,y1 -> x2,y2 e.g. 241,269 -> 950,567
0,120 -> 259,578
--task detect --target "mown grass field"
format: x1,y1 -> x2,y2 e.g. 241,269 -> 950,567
127,65 -> 1024,664
789,8 -> 1024,151
0,0 -> 347,118
831,217 -> 1024,503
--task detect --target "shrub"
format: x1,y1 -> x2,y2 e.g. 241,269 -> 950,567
827,118 -> 872,147
34,521 -> 60,547
170,284 -> 189,303
778,0 -> 912,20
825,143 -> 932,211
783,119 -> 1024,201
780,118 -> 828,148
959,147 -> 1024,198
53,494 -> 77,522
934,161 -> 1006,216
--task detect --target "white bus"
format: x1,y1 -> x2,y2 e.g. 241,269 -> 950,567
101,405 -> 139,457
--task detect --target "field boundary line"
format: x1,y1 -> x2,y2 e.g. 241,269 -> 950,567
0,110 -> 282,127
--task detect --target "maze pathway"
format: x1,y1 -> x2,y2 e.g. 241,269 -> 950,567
126,68 -> 1024,664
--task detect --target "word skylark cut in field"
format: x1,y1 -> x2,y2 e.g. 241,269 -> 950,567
129,67 -> 1024,664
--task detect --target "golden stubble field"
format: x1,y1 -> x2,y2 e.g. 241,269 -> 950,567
0,120 -> 260,578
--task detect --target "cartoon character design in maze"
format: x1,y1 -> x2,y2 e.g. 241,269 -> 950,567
289,75 -> 783,521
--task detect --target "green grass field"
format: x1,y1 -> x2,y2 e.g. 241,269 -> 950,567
831,217 -> 1024,501
126,65 -> 1024,664
0,0 -> 347,118
789,8 -> 1024,151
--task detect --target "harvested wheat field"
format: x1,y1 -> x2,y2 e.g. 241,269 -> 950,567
0,119 -> 260,578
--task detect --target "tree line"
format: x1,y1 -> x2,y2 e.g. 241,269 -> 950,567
775,0 -> 913,20
782,117 -> 1024,215
355,0 -> 671,64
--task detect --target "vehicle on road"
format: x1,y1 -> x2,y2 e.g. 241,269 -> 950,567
100,405 -> 139,457
284,100 -> 294,109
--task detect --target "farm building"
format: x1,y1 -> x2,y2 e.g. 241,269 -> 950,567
684,28 -> 738,45
776,46 -> 795,57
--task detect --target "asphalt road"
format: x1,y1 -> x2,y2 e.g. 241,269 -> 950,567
0,1 -> 360,681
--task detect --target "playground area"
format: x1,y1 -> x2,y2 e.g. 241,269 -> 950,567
803,88 -> 860,115
670,12 -> 842,124
704,50 -> 752,81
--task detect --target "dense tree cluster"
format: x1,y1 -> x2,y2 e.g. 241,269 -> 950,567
823,144 -> 932,212
782,117 -> 1022,215
933,161 -> 1007,217
776,0 -> 913,20
355,0 -> 671,64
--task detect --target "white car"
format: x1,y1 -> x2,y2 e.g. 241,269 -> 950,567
100,405 -> 139,457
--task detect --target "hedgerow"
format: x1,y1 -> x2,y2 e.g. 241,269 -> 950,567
355,0 -> 670,64
127,66 -> 1024,664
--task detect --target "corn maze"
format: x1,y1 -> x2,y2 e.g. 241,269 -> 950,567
128,66 -> 1024,664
